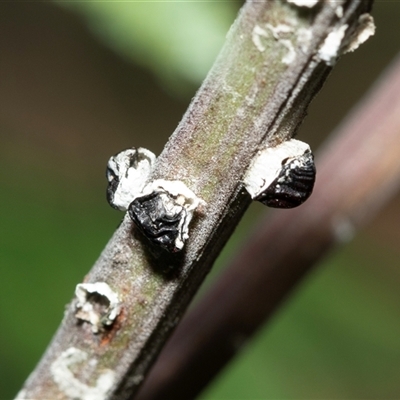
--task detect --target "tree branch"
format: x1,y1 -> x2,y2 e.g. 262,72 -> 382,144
137,51 -> 400,400
17,1 -> 373,399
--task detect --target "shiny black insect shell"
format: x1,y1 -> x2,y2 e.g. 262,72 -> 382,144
255,151 -> 316,208
128,191 -> 187,253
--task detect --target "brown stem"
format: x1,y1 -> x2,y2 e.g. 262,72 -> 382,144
17,1 -> 373,399
136,52 -> 400,400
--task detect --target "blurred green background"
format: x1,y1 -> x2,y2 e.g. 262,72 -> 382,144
1,1 -> 400,399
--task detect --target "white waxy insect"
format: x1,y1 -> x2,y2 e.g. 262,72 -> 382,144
244,139 -> 316,208
128,179 -> 205,253
106,148 -> 156,211
75,282 -> 121,333
106,148 -> 205,253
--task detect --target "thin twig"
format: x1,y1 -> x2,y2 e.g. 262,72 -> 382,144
17,1 -> 373,399
136,52 -> 400,400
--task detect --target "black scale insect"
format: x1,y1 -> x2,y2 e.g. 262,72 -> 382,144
107,139 -> 316,252
255,150 -> 316,208
129,191 -> 188,253
243,138 -> 315,209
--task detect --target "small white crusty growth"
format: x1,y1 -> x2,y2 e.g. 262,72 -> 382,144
75,282 -> 121,333
106,147 -> 156,211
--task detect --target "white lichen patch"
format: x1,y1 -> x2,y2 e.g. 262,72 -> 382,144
318,24 -> 348,66
287,0 -> 319,7
51,347 -> 115,400
244,139 -> 312,199
106,147 -> 156,211
141,179 -> 206,251
267,23 -> 297,65
75,282 -> 121,333
252,24 -> 269,52
252,17 -> 317,64
280,39 -> 297,64
266,23 -> 294,38
343,14 -> 376,53
297,27 -> 313,52
252,21 -> 300,65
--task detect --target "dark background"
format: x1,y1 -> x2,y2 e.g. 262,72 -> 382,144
1,1 -> 400,398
